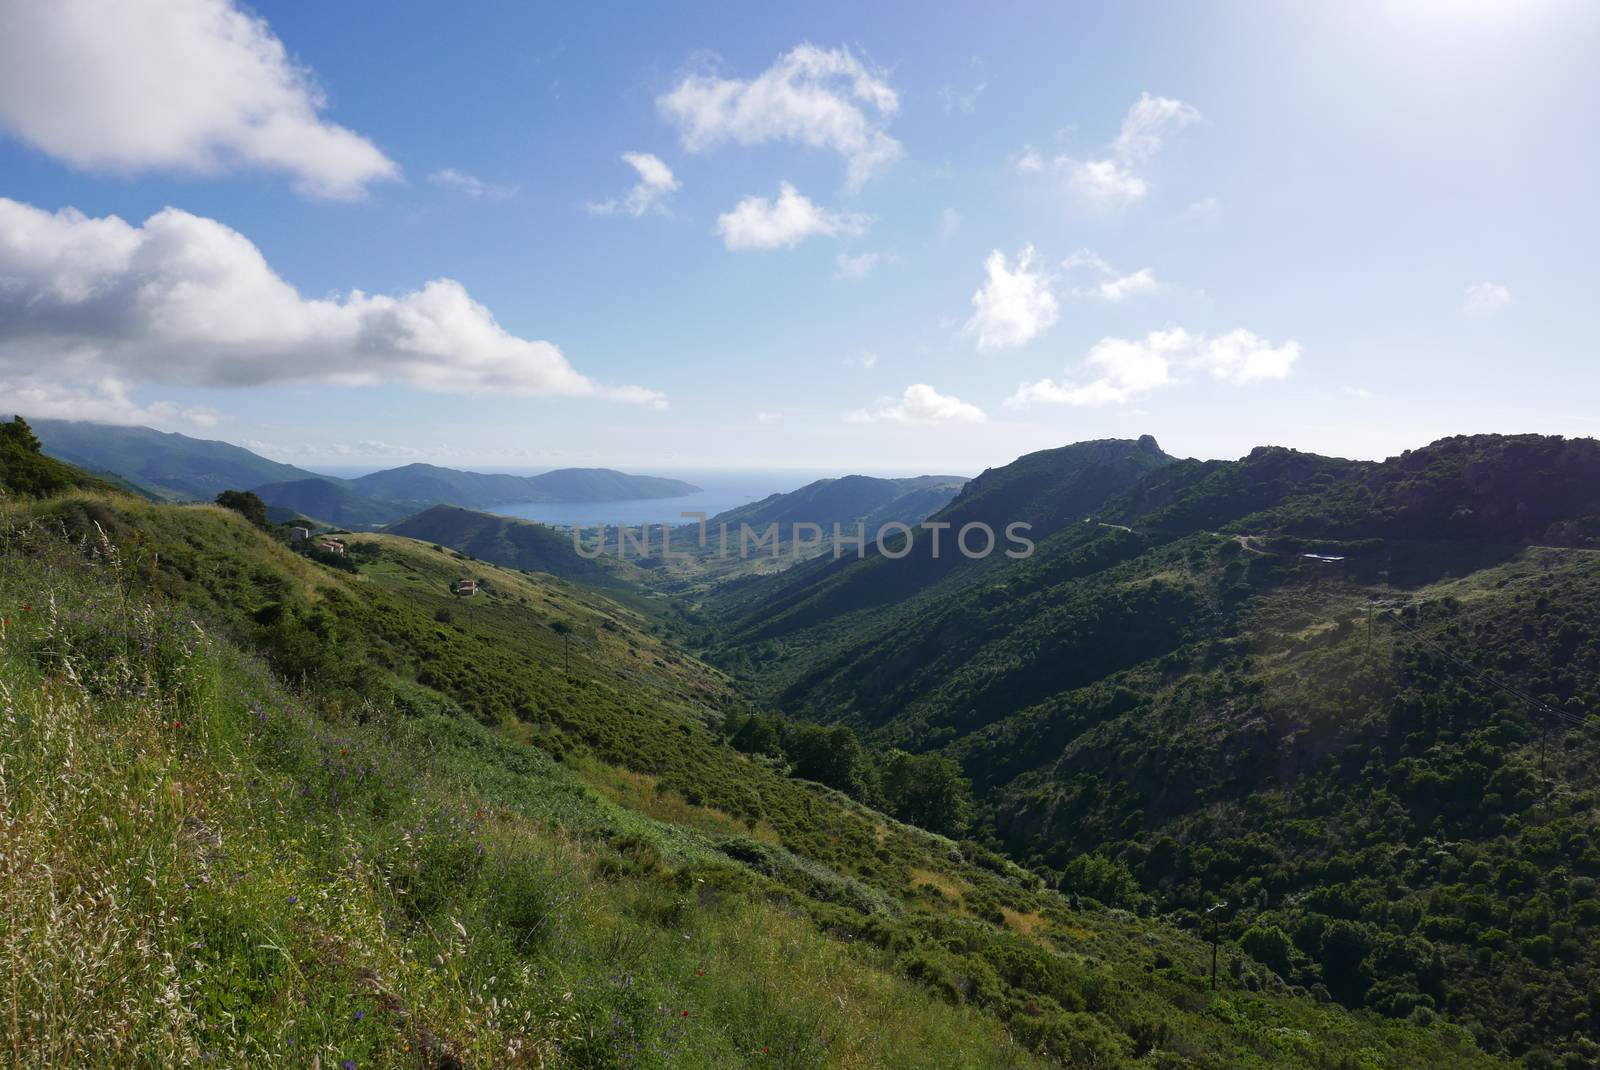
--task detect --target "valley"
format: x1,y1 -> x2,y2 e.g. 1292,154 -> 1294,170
5,416 -> 1599,1066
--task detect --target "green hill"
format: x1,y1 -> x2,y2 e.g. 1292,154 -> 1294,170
522,467 -> 701,502
29,422 -> 702,512
708,474 -> 967,535
0,449 -> 1499,1068
252,476 -> 410,528
387,503 -> 613,582
704,432 -> 1600,1063
707,437 -> 1172,640
31,417 -> 323,500
1,415 -> 123,498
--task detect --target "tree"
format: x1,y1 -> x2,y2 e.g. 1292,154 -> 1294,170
0,415 -> 41,453
881,749 -> 972,836
215,489 -> 270,529
785,724 -> 876,800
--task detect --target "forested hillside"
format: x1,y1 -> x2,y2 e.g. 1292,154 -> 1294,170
705,433 -> 1600,1065
0,425 -> 1498,1068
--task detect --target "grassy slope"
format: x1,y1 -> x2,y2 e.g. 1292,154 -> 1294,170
0,489 -> 1504,1068
383,505 -> 617,585
31,417 -> 323,501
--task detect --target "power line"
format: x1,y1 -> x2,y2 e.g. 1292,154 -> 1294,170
1379,604 -> 1595,734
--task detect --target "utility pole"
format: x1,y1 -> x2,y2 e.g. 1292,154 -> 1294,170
1206,900 -> 1227,991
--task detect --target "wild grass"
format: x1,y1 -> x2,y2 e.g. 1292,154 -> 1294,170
0,493 -> 1518,1068
0,515 -> 1047,1068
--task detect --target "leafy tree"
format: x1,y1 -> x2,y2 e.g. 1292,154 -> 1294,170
215,489 -> 270,529
881,749 -> 972,836
1058,854 -> 1143,909
1239,923 -> 1297,979
1,415 -> 105,498
785,724 -> 876,800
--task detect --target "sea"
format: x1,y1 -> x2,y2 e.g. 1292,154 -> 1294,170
307,467 -> 860,528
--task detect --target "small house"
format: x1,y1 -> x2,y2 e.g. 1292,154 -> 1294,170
454,578 -> 478,596
290,526 -> 310,542
317,539 -> 346,555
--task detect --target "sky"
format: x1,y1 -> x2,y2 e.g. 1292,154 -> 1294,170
1,0 -> 1596,474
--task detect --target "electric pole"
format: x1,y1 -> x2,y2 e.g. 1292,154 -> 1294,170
1206,900 -> 1227,991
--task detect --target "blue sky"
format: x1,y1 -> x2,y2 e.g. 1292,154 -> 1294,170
1,0 -> 1595,473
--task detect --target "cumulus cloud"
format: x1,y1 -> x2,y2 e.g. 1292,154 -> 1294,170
1007,327 -> 1300,408
964,246 -> 1059,351
0,0 -> 398,200
1031,93 -> 1201,213
0,375 -> 221,429
1191,328 -> 1302,383
848,383 -> 986,424
1463,281 -> 1511,315
1061,250 -> 1161,301
716,182 -> 868,251
586,152 -> 680,217
658,44 -> 901,189
428,168 -> 518,199
0,197 -> 664,406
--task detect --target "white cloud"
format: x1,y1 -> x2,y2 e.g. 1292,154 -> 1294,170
848,383 -> 986,424
1463,281 -> 1511,315
428,168 -> 518,199
0,197 -> 664,407
1061,250 -> 1161,301
755,410 -> 783,423
1060,158 -> 1148,212
1192,328 -> 1302,383
0,375 -> 221,429
1182,196 -> 1221,222
834,251 -> 882,279
658,44 -> 901,189
716,182 -> 868,251
1036,93 -> 1201,213
1007,327 -> 1300,407
586,152 -> 680,217
1112,92 -> 1203,165
1098,268 -> 1160,301
937,207 -> 962,237
0,0 -> 398,200
842,350 -> 879,370
964,245 -> 1058,351
1011,145 -> 1045,173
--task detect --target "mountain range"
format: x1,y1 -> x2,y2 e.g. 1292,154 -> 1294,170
1,416 -> 1520,1068
30,419 -> 702,526
702,432 -> 1600,1059
8,417 -> 1600,1064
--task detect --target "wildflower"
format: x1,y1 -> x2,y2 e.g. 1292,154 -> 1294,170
681,1010 -> 689,1018
287,895 -> 299,905
342,1061 -> 356,1070
20,602 -> 30,613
